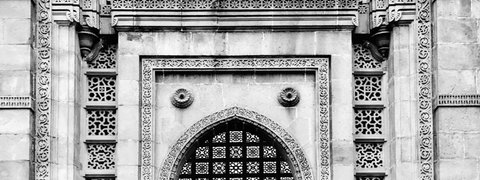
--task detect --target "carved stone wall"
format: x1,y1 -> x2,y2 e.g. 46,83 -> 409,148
115,31 -> 354,180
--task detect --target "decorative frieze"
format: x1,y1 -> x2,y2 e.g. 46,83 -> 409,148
436,94 -> 480,107
35,0 -> 52,179
111,0 -> 358,9
0,96 -> 33,109
416,0 -> 434,179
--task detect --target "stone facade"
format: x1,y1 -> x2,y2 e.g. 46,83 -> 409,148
0,0 -> 479,180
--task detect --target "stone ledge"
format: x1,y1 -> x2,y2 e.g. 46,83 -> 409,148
0,96 -> 33,109
436,94 -> 480,107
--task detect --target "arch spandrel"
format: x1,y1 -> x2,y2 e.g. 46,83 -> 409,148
159,107 -> 313,180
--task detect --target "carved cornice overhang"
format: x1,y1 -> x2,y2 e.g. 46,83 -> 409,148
353,0 -> 416,61
52,0 -> 114,33
110,0 -> 358,30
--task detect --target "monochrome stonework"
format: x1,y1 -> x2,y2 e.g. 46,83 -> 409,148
1,0 -> 479,180
141,57 -> 330,180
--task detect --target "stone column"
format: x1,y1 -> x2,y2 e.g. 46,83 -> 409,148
387,24 -> 419,180
49,19 -> 82,180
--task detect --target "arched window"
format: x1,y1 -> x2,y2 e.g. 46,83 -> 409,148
177,120 -> 294,180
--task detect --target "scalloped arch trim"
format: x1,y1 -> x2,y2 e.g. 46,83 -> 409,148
159,107 -> 313,180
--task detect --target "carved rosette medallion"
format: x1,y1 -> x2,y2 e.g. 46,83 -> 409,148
278,87 -> 300,107
171,88 -> 194,108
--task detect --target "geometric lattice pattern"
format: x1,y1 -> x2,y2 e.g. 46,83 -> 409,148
88,44 -> 117,69
354,109 -> 383,135
355,143 -> 383,168
88,76 -> 116,102
87,144 -> 116,170
179,120 -> 293,180
353,44 -> 383,70
87,109 -> 116,136
111,0 -> 358,9
354,76 -> 382,102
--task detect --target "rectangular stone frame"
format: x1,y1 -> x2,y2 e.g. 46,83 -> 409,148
140,56 -> 331,180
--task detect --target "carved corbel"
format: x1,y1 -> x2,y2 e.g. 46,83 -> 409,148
78,26 -> 103,62
363,25 -> 391,62
66,8 -> 80,22
83,13 -> 100,29
388,9 -> 402,22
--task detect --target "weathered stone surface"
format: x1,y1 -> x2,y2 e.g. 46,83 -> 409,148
437,107 -> 480,132
437,44 -> 480,70
437,159 -> 480,180
0,45 -> 31,71
3,18 -> 31,44
436,0 -> 472,17
0,161 -> 30,180
464,133 -> 480,159
0,0 -> 31,19
0,70 -> 31,95
0,134 -> 30,161
437,18 -> 478,44
117,105 -> 140,140
437,133 -> 465,159
0,110 -> 31,134
437,69 -> 477,94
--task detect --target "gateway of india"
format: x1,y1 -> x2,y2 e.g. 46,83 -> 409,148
0,0 -> 479,180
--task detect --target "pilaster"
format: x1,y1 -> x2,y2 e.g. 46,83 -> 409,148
49,19 -> 83,180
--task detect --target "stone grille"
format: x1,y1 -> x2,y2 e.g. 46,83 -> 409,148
87,109 -> 117,136
354,109 -> 383,135
352,43 -> 386,178
89,44 -> 117,69
355,143 -> 383,168
354,76 -> 382,102
88,76 -> 116,102
87,144 -> 116,170
353,44 -> 383,70
178,120 -> 294,180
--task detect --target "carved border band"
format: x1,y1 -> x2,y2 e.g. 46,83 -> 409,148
35,0 -> 52,179
416,0 -> 434,179
0,96 -> 34,109
112,0 -> 358,9
437,94 -> 480,107
140,57 -> 330,180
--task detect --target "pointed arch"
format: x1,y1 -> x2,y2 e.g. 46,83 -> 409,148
159,107 -> 313,180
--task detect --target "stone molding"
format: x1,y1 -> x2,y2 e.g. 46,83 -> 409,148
436,94 -> 480,107
416,0 -> 434,179
141,57 -> 330,180
36,0 -> 53,179
0,96 -> 34,109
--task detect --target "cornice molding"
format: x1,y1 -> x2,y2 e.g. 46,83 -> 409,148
0,96 -> 34,109
436,94 -> 480,108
